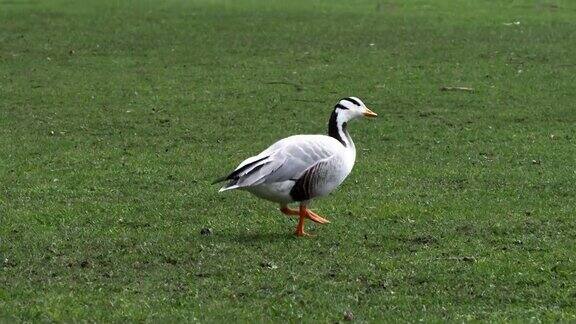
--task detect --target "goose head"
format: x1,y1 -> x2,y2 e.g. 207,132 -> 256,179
334,97 -> 377,121
328,96 -> 377,147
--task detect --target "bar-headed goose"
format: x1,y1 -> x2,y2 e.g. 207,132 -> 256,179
214,97 -> 377,236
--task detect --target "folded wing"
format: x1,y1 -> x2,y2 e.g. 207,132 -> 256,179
215,135 -> 342,191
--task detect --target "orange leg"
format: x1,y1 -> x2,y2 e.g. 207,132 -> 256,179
282,205 -> 330,236
295,205 -> 310,237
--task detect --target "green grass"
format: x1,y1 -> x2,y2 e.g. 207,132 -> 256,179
1,0 -> 576,321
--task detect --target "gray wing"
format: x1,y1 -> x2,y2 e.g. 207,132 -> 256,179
217,135 -> 341,191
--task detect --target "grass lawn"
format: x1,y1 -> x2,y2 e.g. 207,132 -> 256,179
1,0 -> 576,321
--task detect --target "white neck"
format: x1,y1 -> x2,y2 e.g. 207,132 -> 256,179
328,110 -> 356,154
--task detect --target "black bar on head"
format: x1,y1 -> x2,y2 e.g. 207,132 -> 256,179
343,97 -> 361,106
335,103 -> 349,110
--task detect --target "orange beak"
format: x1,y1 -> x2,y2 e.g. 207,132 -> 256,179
363,107 -> 378,118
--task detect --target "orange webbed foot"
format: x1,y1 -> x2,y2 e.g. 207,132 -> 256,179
306,209 -> 330,224
292,205 -> 329,237
294,230 -> 315,237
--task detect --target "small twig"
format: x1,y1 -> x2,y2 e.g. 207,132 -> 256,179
264,81 -> 304,92
290,98 -> 326,104
441,86 -> 475,92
